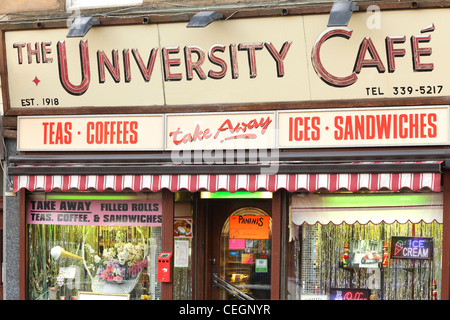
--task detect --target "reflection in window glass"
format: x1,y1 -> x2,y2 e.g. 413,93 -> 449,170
287,192 -> 443,300
27,192 -> 162,300
220,208 -> 271,300
28,225 -> 162,300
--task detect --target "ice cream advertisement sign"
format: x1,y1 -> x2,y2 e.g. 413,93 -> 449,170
390,236 -> 433,260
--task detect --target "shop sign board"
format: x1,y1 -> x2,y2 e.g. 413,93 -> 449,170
17,106 -> 449,151
17,111 -> 275,151
27,199 -> 162,227
391,236 -> 433,260
166,112 -> 275,150
17,114 -> 164,151
278,106 -> 449,148
3,17 -> 305,109
4,9 -> 450,111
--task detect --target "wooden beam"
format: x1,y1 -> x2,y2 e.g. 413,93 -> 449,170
5,95 -> 450,119
161,189 -> 174,300
441,171 -> 450,300
19,189 -> 26,300
270,190 -> 281,299
9,147 -> 450,164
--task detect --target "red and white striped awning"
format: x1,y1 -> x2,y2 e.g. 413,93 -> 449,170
13,172 -> 441,193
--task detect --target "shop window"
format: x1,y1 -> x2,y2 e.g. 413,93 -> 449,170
27,192 -> 162,300
286,192 -> 442,300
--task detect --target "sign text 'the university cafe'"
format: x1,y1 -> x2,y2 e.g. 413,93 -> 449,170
6,9 -> 450,152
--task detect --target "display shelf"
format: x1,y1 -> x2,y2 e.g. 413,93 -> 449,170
338,261 -> 385,270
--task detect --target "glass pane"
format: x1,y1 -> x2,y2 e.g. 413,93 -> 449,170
287,192 -> 443,301
27,193 -> 162,300
220,208 -> 271,300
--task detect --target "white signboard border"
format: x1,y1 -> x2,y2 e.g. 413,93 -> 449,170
16,105 -> 450,151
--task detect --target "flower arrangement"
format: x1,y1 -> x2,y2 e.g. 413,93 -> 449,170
97,263 -> 126,283
86,231 -> 147,284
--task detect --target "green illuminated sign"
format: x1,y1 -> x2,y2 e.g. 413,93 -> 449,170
200,191 -> 273,199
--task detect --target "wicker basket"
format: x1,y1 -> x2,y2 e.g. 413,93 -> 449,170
91,277 -> 140,294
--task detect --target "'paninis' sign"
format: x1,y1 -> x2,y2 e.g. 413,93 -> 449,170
4,9 -> 450,109
229,215 -> 270,240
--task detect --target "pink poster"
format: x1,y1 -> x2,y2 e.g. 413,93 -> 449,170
27,199 -> 162,227
229,238 -> 246,249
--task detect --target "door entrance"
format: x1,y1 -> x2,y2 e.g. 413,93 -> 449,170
201,198 -> 272,300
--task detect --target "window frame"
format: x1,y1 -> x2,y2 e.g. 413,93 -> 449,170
66,0 -> 143,11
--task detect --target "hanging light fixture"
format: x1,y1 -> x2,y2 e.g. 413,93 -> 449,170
67,16 -> 100,37
327,1 -> 359,27
186,11 -> 223,28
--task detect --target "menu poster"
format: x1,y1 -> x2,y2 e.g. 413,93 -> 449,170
174,240 -> 190,268
229,216 -> 270,240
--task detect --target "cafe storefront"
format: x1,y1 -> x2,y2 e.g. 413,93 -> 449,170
3,7 -> 450,300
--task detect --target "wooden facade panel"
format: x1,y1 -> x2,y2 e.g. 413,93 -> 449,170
1,0 -> 439,16
0,0 -> 62,14
0,0 -> 309,15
